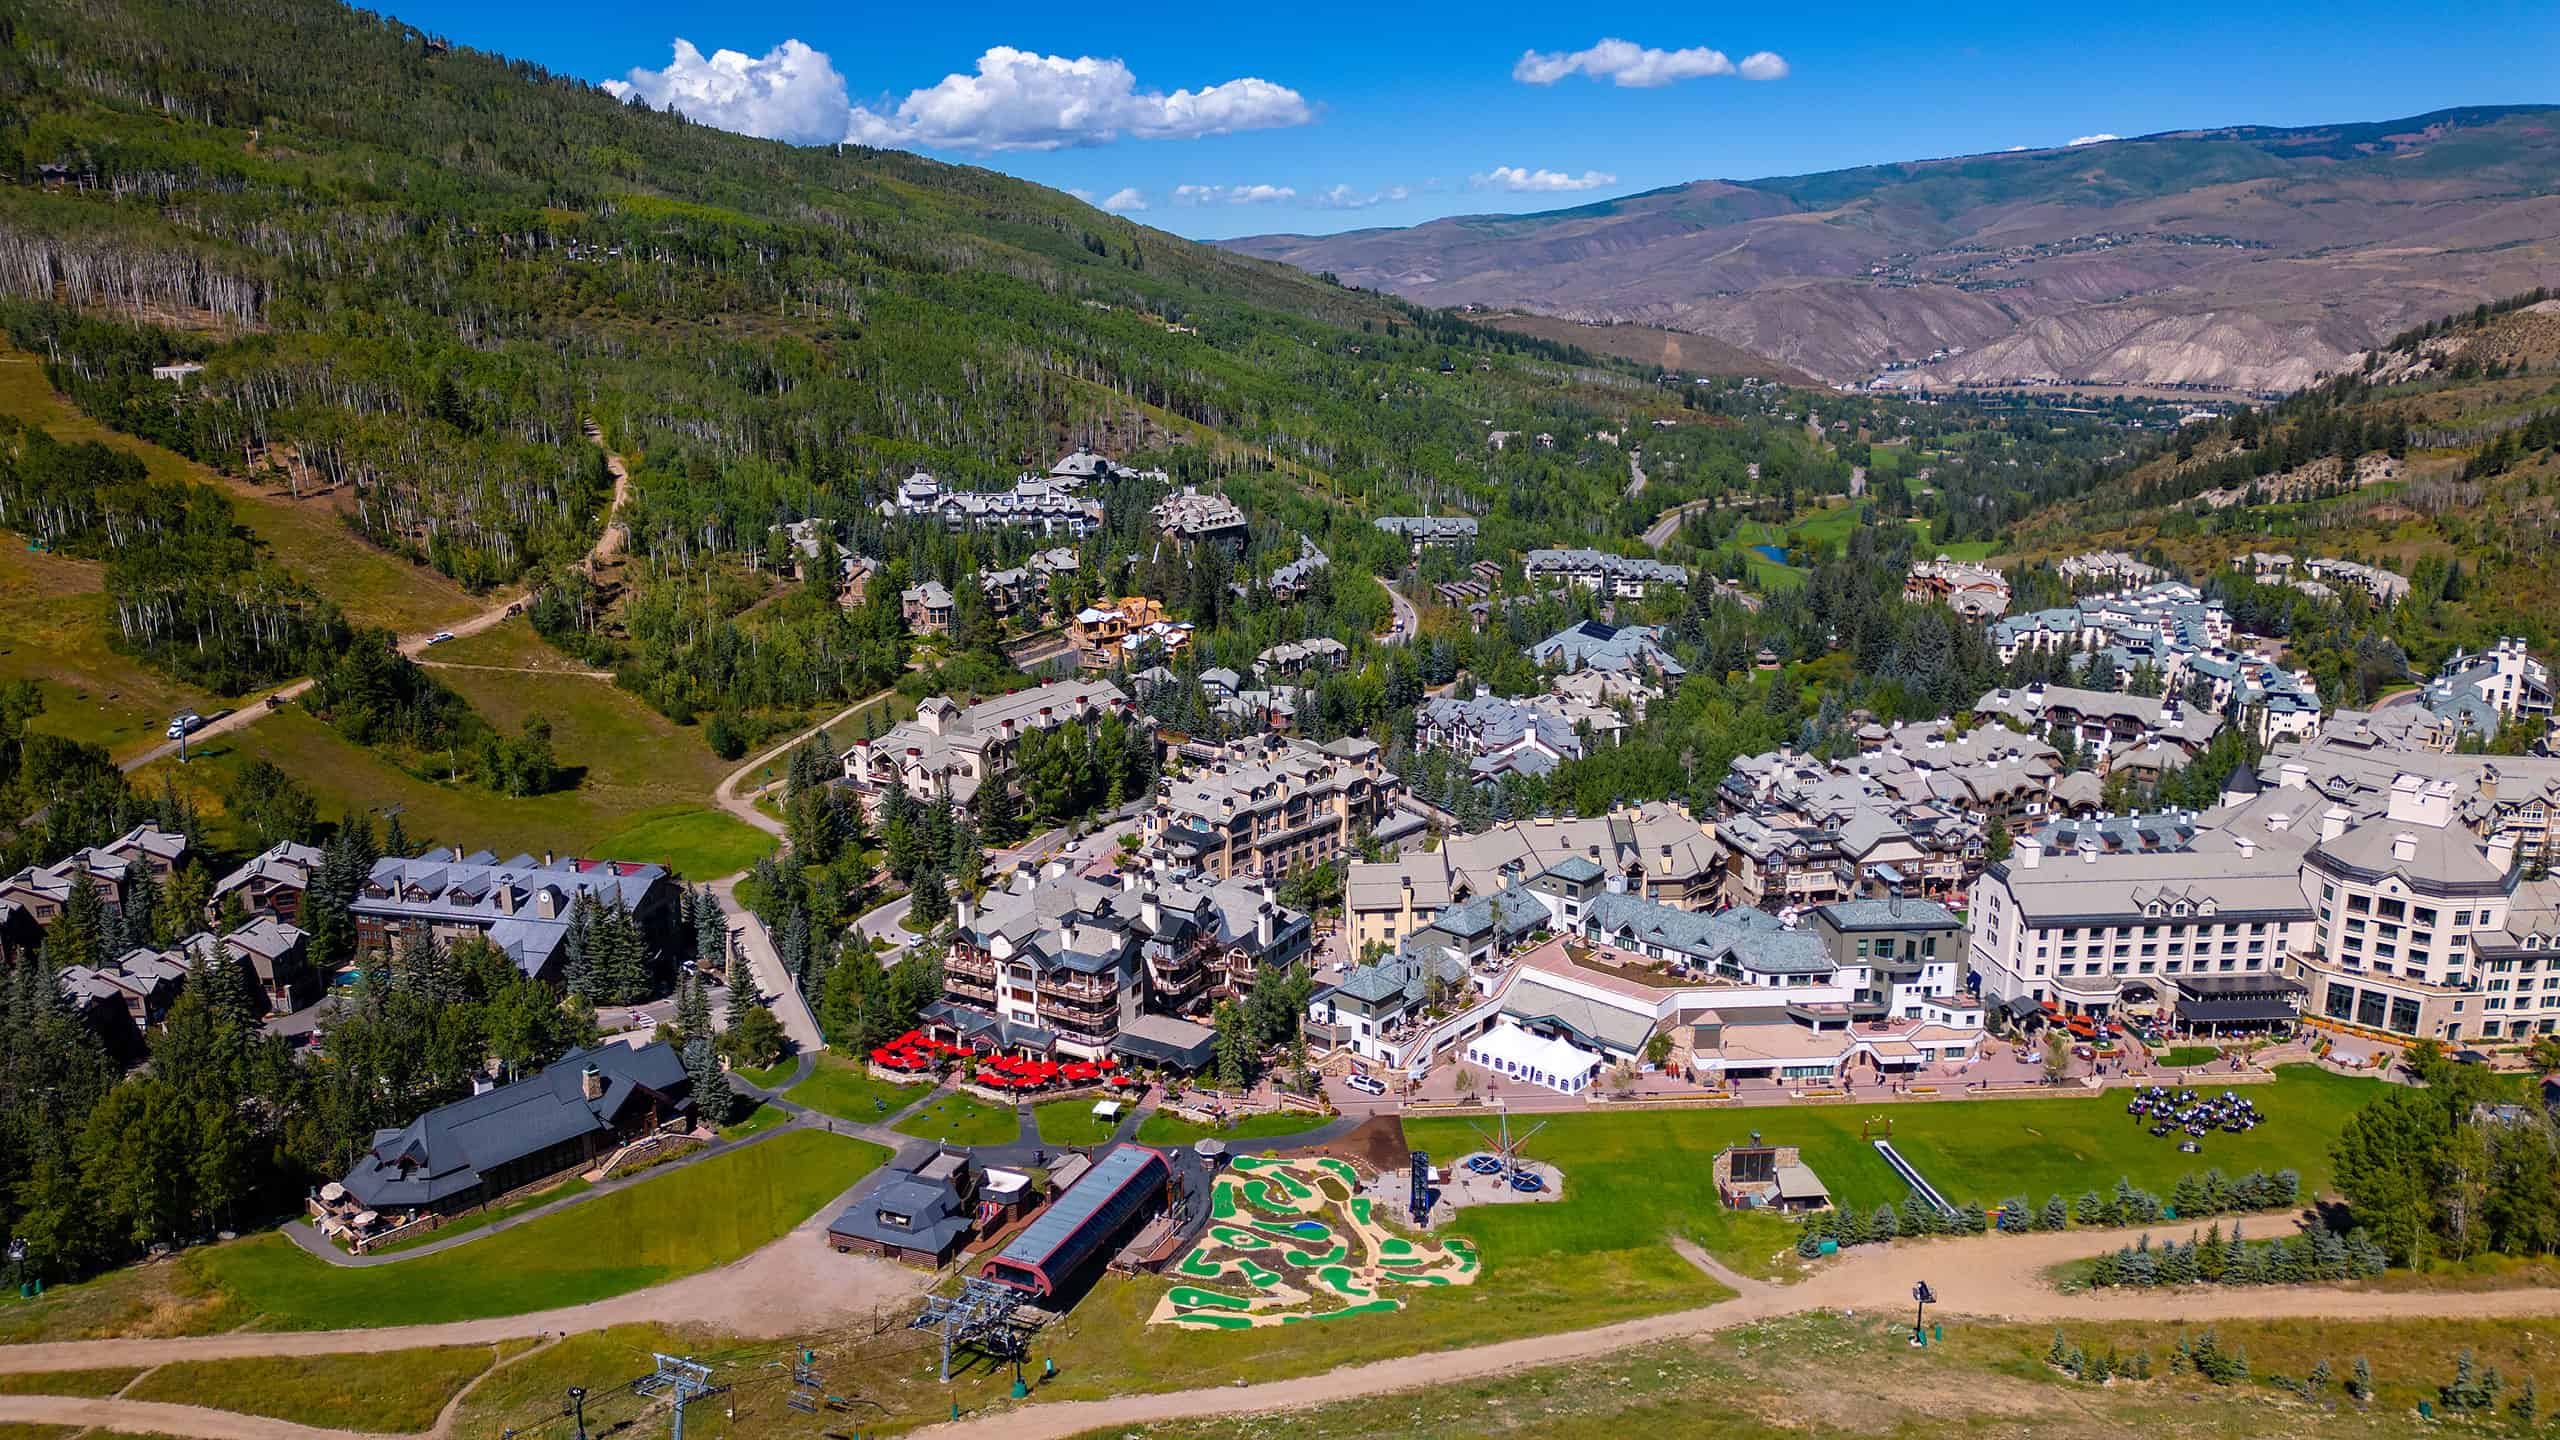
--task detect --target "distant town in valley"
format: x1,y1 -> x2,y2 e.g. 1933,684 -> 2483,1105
2,4 -> 2559,1439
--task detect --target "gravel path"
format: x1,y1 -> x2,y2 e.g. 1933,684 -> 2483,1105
903,1223 -> 2560,1440
8,1220 -> 2555,1440
121,425 -> 635,774
0,1184 -> 931,1377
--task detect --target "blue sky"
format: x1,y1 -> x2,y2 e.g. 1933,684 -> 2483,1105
396,1 -> 2558,240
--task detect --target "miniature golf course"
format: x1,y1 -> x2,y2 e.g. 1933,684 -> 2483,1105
1153,1156 -> 1479,1329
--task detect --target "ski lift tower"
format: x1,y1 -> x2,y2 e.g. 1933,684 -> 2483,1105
633,1354 -> 724,1440
910,1277 -> 1033,1384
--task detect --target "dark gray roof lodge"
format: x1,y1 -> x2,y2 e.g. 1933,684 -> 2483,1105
338,1042 -> 691,1211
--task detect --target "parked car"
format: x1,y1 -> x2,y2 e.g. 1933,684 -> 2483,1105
1346,1072 -> 1388,1097
427,630 -> 456,645
165,712 -> 204,739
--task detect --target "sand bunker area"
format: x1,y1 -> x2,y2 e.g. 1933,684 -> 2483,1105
1152,1155 -> 1480,1329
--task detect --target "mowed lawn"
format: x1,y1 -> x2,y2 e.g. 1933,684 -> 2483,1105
143,669 -> 765,878
1405,1064 -> 2378,1278
1034,1098 -> 1133,1148
789,1057 -> 930,1126
895,1092 -> 1021,1147
189,1129 -> 883,1330
1133,1109 -> 1325,1148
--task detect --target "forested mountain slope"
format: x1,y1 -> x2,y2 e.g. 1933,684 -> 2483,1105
2014,289 -> 2560,699
0,0 -> 1636,542
1227,107 -> 2560,392
0,0 -> 1676,726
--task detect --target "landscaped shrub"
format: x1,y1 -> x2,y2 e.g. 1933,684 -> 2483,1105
2087,1221 -> 2389,1288
1796,1166 -> 2303,1257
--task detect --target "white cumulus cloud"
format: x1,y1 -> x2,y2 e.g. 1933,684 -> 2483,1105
1471,165 -> 1618,194
846,46 -> 1312,152
2069,133 -> 2120,147
1101,187 -> 1149,212
1171,183 -> 1299,206
602,39 -> 853,145
1512,37 -> 1786,88
1313,183 -> 1410,210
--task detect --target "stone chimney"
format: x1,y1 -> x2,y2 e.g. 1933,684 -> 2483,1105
1141,890 -> 1162,934
2320,807 -> 2350,842
1121,867 -> 1142,892
2016,836 -> 2042,869
581,1064 -> 604,1101
1256,903 -> 1275,949
2488,832 -> 2518,874
2391,833 -> 2417,863
2279,762 -> 2308,790
2235,834 -> 2256,859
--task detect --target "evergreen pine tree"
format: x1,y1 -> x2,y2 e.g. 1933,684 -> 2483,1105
694,885 -> 725,970
684,1035 -> 736,1125
561,893 -> 597,1000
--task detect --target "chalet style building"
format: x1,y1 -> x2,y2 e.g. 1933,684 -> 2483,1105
327,1041 -> 694,1232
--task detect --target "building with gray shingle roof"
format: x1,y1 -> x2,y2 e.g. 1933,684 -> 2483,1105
1527,620 -> 1685,678
353,849 -> 678,985
332,1041 -> 693,1224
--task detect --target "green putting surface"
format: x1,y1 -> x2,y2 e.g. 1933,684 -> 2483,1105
1169,1312 -> 1254,1329
1316,1266 -> 1373,1299
1281,1300 -> 1401,1324
1167,1287 -> 1254,1311
1208,1226 -> 1273,1249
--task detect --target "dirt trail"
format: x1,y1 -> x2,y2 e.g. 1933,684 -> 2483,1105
6,1220 -> 2557,1440
121,422 -> 636,773
0,1205 -> 927,1376
0,1394 -> 394,1440
905,1223 -> 2560,1440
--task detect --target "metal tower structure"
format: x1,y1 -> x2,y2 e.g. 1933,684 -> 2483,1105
632,1354 -> 723,1440
909,1277 -> 1033,1384
1468,1097 -> 1549,1183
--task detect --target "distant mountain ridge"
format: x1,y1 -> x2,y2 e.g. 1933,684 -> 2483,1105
1223,106 -> 2560,392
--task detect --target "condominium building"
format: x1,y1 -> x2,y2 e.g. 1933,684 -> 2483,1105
1974,683 -> 2223,758
1523,548 -> 1688,599
1527,620 -> 1686,678
352,848 -> 678,984
840,678 -> 1137,813
1415,689 -> 1626,784
1903,555 -> 2011,620
2410,637 -> 2553,747
1343,803 -> 1722,955
1151,488 -> 1250,550
1140,735 -> 1400,880
1373,515 -> 1479,552
0,824 -> 188,925
937,859 -> 1310,1061
886,471 -> 1103,537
